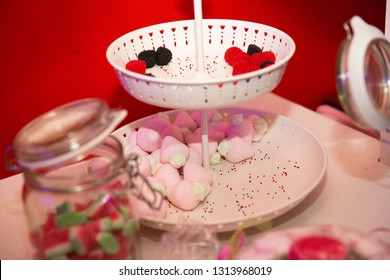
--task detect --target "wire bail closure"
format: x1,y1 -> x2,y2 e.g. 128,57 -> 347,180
125,153 -> 164,210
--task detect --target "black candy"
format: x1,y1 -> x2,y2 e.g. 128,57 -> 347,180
247,44 -> 262,56
260,60 -> 274,69
156,47 -> 172,66
138,50 -> 157,68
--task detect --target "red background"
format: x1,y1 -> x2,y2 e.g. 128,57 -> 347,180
0,0 -> 386,179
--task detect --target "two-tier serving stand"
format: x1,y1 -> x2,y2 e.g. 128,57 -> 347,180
106,1 -> 327,232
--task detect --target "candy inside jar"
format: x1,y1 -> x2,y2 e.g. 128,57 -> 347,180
11,98 -> 162,260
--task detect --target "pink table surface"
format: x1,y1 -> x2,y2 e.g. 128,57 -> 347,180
1,94 -> 389,260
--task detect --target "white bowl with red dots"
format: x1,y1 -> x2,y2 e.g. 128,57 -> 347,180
106,19 -> 295,109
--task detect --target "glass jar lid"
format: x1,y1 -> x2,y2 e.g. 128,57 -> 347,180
13,98 -> 127,169
336,16 -> 390,130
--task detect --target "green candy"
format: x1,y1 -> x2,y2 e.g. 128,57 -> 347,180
55,200 -> 74,214
97,232 -> 119,255
55,212 -> 87,229
49,254 -> 69,260
121,220 -> 139,236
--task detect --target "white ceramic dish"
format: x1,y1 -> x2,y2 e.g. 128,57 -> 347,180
112,108 -> 327,232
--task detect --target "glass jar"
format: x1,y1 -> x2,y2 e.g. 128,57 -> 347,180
336,16 -> 390,165
11,98 -> 161,260
336,16 -> 390,130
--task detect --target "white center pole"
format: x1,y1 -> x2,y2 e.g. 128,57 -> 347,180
194,0 -> 210,169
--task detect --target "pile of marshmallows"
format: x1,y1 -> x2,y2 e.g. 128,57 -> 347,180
125,109 -> 268,219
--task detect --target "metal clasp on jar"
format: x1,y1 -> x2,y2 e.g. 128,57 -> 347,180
124,153 -> 164,210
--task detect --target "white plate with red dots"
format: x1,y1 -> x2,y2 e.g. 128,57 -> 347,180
112,108 -> 327,232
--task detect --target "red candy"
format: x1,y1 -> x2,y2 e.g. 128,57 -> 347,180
288,236 -> 348,260
249,51 -> 275,68
70,223 -> 99,256
232,60 -> 258,76
31,181 -> 138,260
259,51 -> 276,63
224,45 -> 276,76
224,47 -> 243,66
42,228 -> 72,259
125,60 -> 146,74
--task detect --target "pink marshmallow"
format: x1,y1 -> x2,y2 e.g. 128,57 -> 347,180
144,113 -> 171,133
122,149 -> 151,176
183,161 -> 213,185
181,127 -> 193,139
150,148 -> 161,159
246,114 -> 260,123
161,124 -> 185,143
147,150 -> 161,174
127,130 -> 138,147
186,131 -> 218,160
153,163 -> 181,192
209,120 -> 229,134
160,136 -> 190,168
247,114 -> 268,142
190,109 -> 218,126
136,126 -> 162,152
207,127 -> 226,142
124,144 -> 148,158
145,176 -> 167,197
188,146 -> 202,165
209,111 -> 225,123
186,128 -> 221,143
137,156 -> 152,177
187,141 -> 218,161
166,180 -> 200,211
225,115 -> 254,144
173,110 -> 198,132
218,135 -> 255,163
